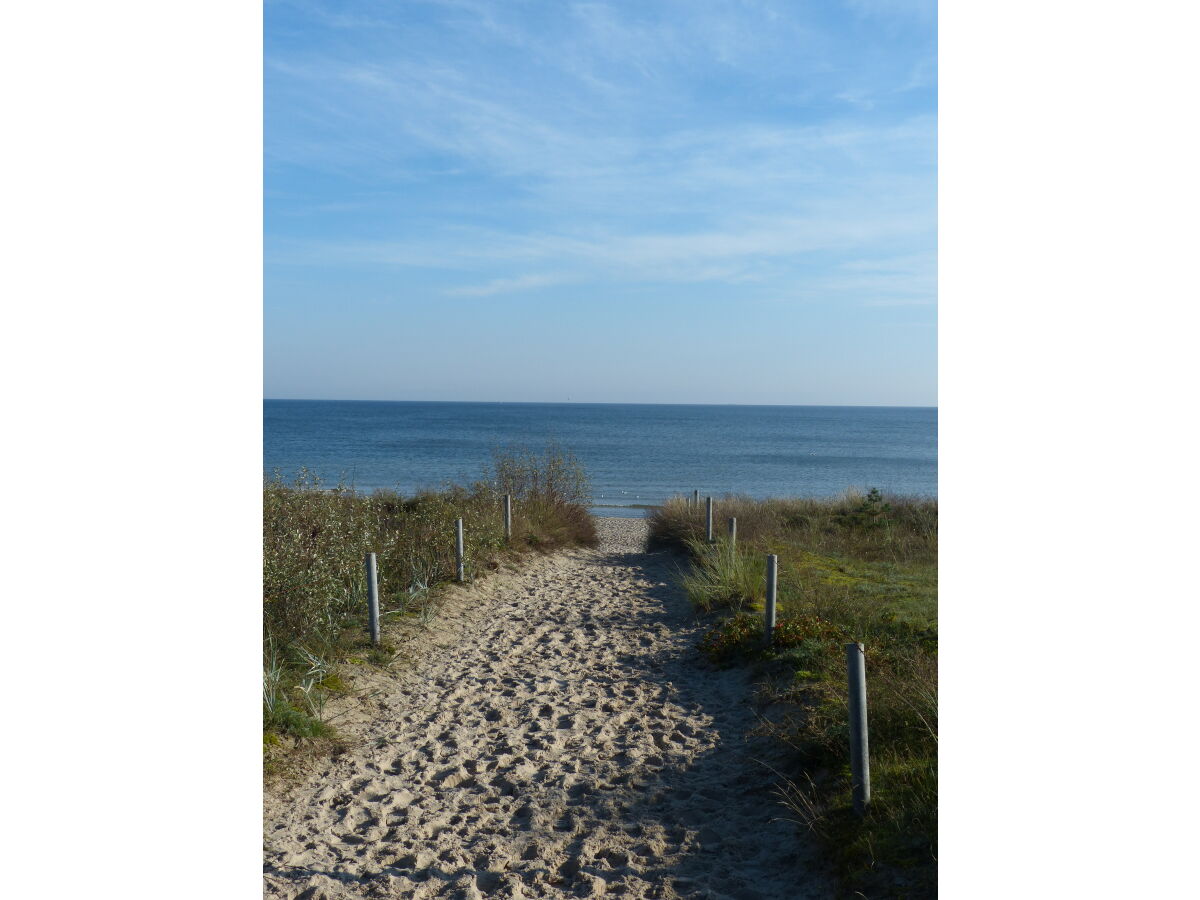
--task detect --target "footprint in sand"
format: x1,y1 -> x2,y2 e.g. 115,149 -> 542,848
263,517 -> 833,900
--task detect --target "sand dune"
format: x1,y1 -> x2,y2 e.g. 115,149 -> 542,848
264,517 -> 831,899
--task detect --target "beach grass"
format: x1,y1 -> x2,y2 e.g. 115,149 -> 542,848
263,445 -> 596,760
649,490 -> 937,898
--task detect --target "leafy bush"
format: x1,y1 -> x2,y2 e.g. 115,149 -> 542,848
698,613 -> 762,664
699,613 -> 848,667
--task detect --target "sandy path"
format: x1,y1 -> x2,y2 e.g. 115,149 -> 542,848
264,518 -> 831,900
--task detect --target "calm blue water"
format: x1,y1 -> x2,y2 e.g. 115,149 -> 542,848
264,401 -> 936,515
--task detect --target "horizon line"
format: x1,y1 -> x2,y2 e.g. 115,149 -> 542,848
264,397 -> 938,410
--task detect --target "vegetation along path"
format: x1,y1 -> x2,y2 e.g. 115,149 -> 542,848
264,517 -> 832,900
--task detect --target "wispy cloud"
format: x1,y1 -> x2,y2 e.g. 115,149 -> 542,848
265,2 -> 930,189
443,273 -> 572,297
265,1 -> 937,403
271,205 -> 932,278
266,0 -> 935,303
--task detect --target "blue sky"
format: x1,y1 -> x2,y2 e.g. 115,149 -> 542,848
265,0 -> 936,405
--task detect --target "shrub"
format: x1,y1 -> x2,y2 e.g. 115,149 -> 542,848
264,446 -> 596,747
480,442 -> 591,506
698,613 -> 762,664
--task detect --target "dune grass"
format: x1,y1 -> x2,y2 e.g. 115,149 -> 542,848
264,445 -> 597,761
650,490 -> 937,898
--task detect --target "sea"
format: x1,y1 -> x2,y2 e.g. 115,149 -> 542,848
264,400 -> 937,517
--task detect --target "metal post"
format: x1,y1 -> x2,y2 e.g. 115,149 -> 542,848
764,554 -> 778,644
706,497 -> 714,543
846,642 -> 871,815
693,489 -> 699,509
365,552 -> 380,645
455,517 -> 465,584
728,517 -> 737,553
503,494 -> 512,542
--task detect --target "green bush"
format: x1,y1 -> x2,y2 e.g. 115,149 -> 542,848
698,613 -> 761,664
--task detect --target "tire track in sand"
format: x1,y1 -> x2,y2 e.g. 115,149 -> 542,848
264,517 -> 832,900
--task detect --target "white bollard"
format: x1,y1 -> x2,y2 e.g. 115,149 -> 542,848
503,494 -> 512,542
455,517 -> 465,584
846,642 -> 871,815
706,496 -> 714,543
365,552 -> 380,645
764,554 -> 778,643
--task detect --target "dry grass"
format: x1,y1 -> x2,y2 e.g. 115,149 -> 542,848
264,446 -> 597,754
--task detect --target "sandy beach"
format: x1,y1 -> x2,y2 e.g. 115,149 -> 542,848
264,517 -> 831,899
